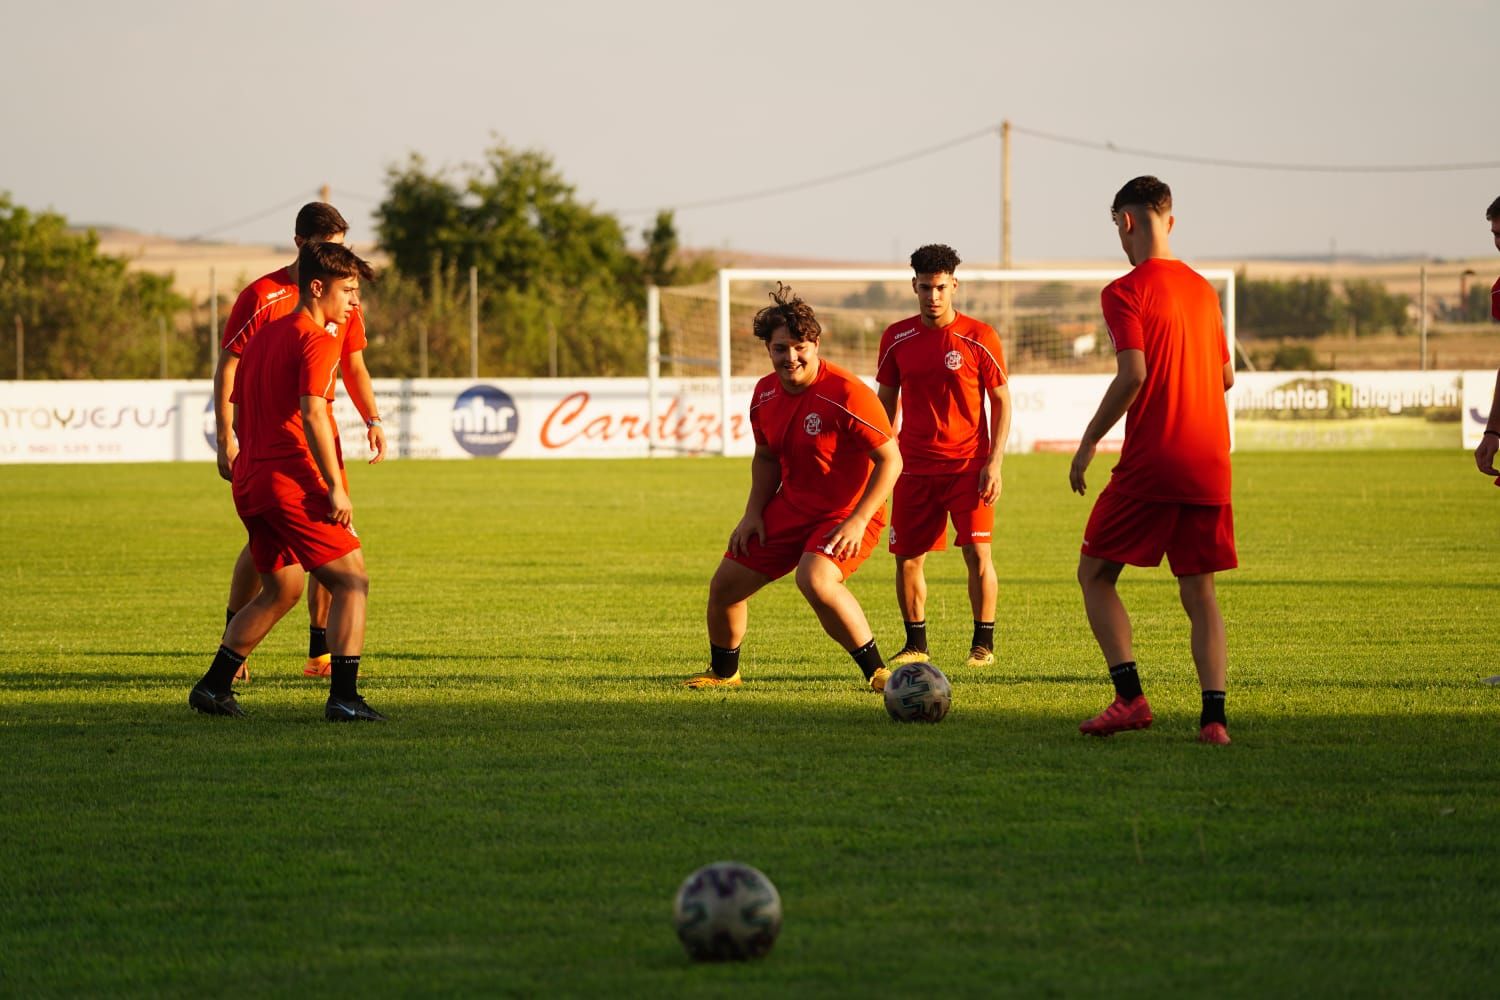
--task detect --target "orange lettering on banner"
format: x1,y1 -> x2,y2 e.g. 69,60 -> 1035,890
539,391 -> 755,453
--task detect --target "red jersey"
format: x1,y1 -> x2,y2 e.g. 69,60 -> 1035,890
230,311 -> 345,515
1491,275 -> 1499,322
221,266 -> 367,359
749,360 -> 894,520
875,312 -> 1007,475
1101,258 -> 1231,504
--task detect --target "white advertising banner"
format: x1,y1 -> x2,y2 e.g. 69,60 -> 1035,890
1232,370 -> 1462,450
1461,370 -> 1498,450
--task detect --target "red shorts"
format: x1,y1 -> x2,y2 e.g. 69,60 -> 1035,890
1082,486 -> 1236,577
240,493 -> 361,573
726,494 -> 885,582
889,469 -> 994,556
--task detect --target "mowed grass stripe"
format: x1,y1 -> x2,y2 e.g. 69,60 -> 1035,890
0,452 -> 1495,996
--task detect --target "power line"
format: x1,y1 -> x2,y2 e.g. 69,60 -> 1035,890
1010,123 -> 1500,174
189,192 -> 317,241
619,125 -> 999,216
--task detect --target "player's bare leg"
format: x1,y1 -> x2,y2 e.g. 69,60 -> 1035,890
1077,554 -> 1152,736
692,560 -> 771,687
1179,571 -> 1230,743
891,554 -> 931,666
191,565 -> 303,716
796,554 -> 889,690
225,545 -> 262,681
961,541 -> 998,666
309,549 -> 383,721
302,574 -> 334,677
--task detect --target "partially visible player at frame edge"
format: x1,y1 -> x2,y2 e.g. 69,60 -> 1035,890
687,285 -> 903,691
1468,196 -> 1500,481
1069,176 -> 1237,746
875,244 -> 1011,670
191,242 -> 385,722
212,202 -> 386,683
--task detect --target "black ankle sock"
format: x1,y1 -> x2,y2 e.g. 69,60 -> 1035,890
971,620 -> 995,651
1109,661 -> 1144,701
1200,690 -> 1227,728
709,644 -> 740,679
330,655 -> 360,700
850,639 -> 884,680
902,620 -> 928,653
308,627 -> 329,659
200,645 -> 246,692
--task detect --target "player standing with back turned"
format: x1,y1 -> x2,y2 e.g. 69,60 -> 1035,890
1070,176 -> 1237,745
876,244 -> 1011,669
1468,196 -> 1500,478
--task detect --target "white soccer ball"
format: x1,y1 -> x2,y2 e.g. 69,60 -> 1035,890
673,861 -> 782,961
883,661 -> 953,723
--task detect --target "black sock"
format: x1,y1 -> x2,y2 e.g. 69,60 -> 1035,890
971,620 -> 995,651
1200,690 -> 1227,728
199,645 -> 246,692
902,620 -> 928,654
309,627 -> 329,659
1109,661 -> 1144,701
330,655 -> 360,700
850,639 -> 884,680
709,644 -> 740,679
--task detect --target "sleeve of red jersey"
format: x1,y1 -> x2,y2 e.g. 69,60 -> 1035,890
750,401 -> 768,448
977,324 -> 1009,386
874,326 -> 900,387
221,287 -> 260,356
839,382 -> 894,450
298,330 -> 342,400
342,305 -> 369,355
1100,283 -> 1144,352
1491,277 -> 1500,322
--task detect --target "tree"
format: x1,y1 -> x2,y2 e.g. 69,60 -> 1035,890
1238,275 -> 1342,340
1342,279 -> 1411,337
0,192 -> 187,378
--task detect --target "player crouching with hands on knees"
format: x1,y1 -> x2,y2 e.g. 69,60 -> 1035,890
1070,176 -> 1237,745
189,242 -> 385,722
687,284 -> 902,692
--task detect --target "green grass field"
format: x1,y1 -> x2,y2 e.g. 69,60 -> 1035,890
1,452 -> 1496,996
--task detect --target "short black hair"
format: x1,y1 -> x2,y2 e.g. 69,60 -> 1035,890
297,242 -> 373,298
1111,176 -> 1172,216
910,244 -> 961,276
1487,196 -> 1500,221
295,202 -> 350,241
752,283 -> 821,343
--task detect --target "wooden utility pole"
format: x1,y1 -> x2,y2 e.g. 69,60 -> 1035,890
13,314 -> 22,380
320,184 -> 331,204
469,265 -> 479,378
1000,120 -> 1012,268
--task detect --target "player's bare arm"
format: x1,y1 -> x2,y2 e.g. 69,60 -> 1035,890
823,438 -> 902,560
876,382 -> 900,425
212,350 -> 240,482
1070,349 -> 1146,495
1475,372 -> 1500,475
300,395 -> 352,526
729,445 -> 781,556
980,382 -> 1012,506
1222,361 -> 1235,392
340,350 -> 386,464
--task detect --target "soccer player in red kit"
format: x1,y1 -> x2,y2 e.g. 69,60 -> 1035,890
212,202 -> 385,681
876,244 -> 1011,669
687,285 -> 903,691
1468,196 -> 1500,478
190,242 -> 383,721
1069,176 -> 1236,745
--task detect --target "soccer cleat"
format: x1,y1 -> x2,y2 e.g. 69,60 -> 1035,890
869,667 -> 891,693
888,647 -> 931,667
1197,722 -> 1232,745
1079,694 -> 1153,737
965,646 -> 996,668
324,695 -> 387,722
189,685 -> 245,718
303,654 -> 332,677
684,669 -> 742,689
234,660 -> 251,683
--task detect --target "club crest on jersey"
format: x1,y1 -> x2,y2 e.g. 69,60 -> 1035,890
326,322 -> 339,336
944,350 -> 964,371
803,413 -> 823,435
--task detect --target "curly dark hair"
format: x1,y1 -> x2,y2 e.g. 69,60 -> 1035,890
910,244 -> 961,275
751,283 -> 822,343
1111,176 -> 1172,217
1487,196 -> 1500,221
297,242 -> 374,297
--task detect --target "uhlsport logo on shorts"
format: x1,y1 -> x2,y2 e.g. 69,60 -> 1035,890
452,384 -> 519,457
803,412 -> 823,435
944,350 -> 964,371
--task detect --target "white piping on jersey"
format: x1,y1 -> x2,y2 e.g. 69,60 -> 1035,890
812,392 -> 891,440
321,363 -> 338,400
223,286 -> 294,351
875,324 -> 1007,384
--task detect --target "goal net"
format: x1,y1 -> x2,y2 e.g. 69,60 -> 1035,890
648,267 -> 1236,456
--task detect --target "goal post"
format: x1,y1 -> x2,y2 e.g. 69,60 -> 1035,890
648,267 -> 1236,456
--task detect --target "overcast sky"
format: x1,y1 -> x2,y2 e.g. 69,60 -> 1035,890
2,0 -> 1495,264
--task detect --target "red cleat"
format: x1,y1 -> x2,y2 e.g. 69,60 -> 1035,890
1197,722 -> 1231,745
1079,694 -> 1153,736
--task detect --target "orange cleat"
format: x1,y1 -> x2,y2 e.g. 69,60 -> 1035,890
1079,694 -> 1153,737
1197,722 -> 1231,745
303,654 -> 332,677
